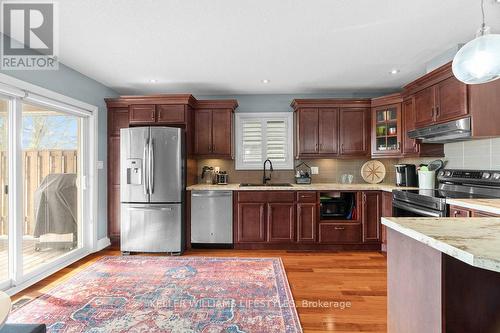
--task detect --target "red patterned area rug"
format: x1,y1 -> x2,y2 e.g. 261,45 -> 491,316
8,256 -> 303,333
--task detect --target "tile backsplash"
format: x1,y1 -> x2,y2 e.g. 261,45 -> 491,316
444,138 -> 500,170
197,158 -> 400,185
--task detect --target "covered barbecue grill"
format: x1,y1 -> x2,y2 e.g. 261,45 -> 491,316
33,173 -> 78,250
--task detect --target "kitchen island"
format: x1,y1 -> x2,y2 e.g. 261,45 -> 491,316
382,217 -> 500,333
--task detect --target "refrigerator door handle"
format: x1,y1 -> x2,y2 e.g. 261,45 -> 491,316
149,138 -> 155,194
127,206 -> 173,212
143,139 -> 149,195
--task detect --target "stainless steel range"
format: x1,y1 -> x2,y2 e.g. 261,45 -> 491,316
392,169 -> 500,217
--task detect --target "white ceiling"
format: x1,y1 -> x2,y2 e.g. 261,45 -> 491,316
57,0 -> 500,95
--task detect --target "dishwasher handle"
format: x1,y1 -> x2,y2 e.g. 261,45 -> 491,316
191,191 -> 232,197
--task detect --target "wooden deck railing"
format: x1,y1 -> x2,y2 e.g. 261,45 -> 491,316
0,149 -> 78,236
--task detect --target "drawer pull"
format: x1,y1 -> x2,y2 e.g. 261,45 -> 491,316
334,226 -> 345,230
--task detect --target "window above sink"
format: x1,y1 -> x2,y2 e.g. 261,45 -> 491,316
234,113 -> 293,171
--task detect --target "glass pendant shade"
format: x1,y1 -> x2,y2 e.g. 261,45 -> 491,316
452,33 -> 500,84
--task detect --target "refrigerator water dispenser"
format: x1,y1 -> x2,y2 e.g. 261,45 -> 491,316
126,158 -> 142,185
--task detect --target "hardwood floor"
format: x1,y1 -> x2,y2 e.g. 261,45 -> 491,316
12,248 -> 388,333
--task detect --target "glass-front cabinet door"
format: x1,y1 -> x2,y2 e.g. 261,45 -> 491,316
372,104 -> 402,156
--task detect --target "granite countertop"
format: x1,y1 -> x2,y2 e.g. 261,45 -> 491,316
187,183 -> 416,192
382,217 -> 500,273
446,198 -> 500,215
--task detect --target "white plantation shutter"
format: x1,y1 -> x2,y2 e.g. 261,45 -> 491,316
242,120 -> 262,163
235,113 -> 293,170
266,120 -> 286,162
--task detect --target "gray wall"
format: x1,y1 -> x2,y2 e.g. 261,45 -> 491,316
195,91 -> 396,113
1,62 -> 118,240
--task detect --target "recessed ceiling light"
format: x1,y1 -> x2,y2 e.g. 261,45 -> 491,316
261,79 -> 270,84
149,79 -> 158,83
390,69 -> 400,75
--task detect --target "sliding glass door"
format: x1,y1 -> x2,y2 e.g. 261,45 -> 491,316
0,98 -> 8,284
21,103 -> 83,275
0,80 -> 96,291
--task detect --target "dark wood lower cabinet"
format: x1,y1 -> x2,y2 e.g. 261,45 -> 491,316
381,191 -> 393,252
267,203 -> 295,243
449,205 -> 471,218
318,223 -> 362,243
233,190 -> 381,250
362,191 -> 382,243
297,203 -> 317,243
236,203 -> 266,243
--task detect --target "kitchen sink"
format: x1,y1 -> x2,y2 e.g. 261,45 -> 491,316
239,183 -> 293,187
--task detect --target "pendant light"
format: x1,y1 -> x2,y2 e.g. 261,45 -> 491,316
452,0 -> 500,84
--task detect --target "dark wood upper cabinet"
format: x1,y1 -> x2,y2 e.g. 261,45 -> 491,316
339,107 -> 370,156
267,203 -> 295,243
362,191 -> 381,243
194,108 -> 233,158
371,94 -> 443,158
405,63 -> 469,129
402,97 -> 418,154
211,109 -> 232,156
371,103 -> 402,157
414,86 -> 436,128
292,99 -> 370,159
434,76 -> 468,122
194,109 -> 212,155
318,108 -> 339,154
156,104 -> 185,123
129,104 -> 156,124
298,108 -> 319,155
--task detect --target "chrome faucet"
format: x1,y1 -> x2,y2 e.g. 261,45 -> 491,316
263,159 -> 273,185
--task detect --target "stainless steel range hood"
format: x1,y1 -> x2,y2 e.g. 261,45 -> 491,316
408,117 -> 471,143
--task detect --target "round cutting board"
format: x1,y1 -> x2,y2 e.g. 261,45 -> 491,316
361,160 -> 386,184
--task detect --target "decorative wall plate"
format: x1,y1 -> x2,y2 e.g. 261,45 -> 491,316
361,160 -> 386,184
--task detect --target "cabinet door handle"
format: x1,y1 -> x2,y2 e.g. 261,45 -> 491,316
397,142 -> 401,150
436,105 -> 440,117
213,144 -> 216,152
334,226 -> 345,230
151,110 -> 155,120
208,144 -> 211,152
431,107 -> 435,119
341,144 -> 344,153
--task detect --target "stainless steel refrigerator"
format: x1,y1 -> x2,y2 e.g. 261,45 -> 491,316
120,126 -> 184,254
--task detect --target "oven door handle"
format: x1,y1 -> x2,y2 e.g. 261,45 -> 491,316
392,200 -> 443,217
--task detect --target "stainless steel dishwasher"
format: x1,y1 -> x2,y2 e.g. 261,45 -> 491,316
191,191 -> 233,245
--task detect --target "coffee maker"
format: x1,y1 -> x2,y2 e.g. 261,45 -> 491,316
394,164 -> 418,187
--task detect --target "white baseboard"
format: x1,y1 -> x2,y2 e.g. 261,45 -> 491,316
95,237 -> 111,251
